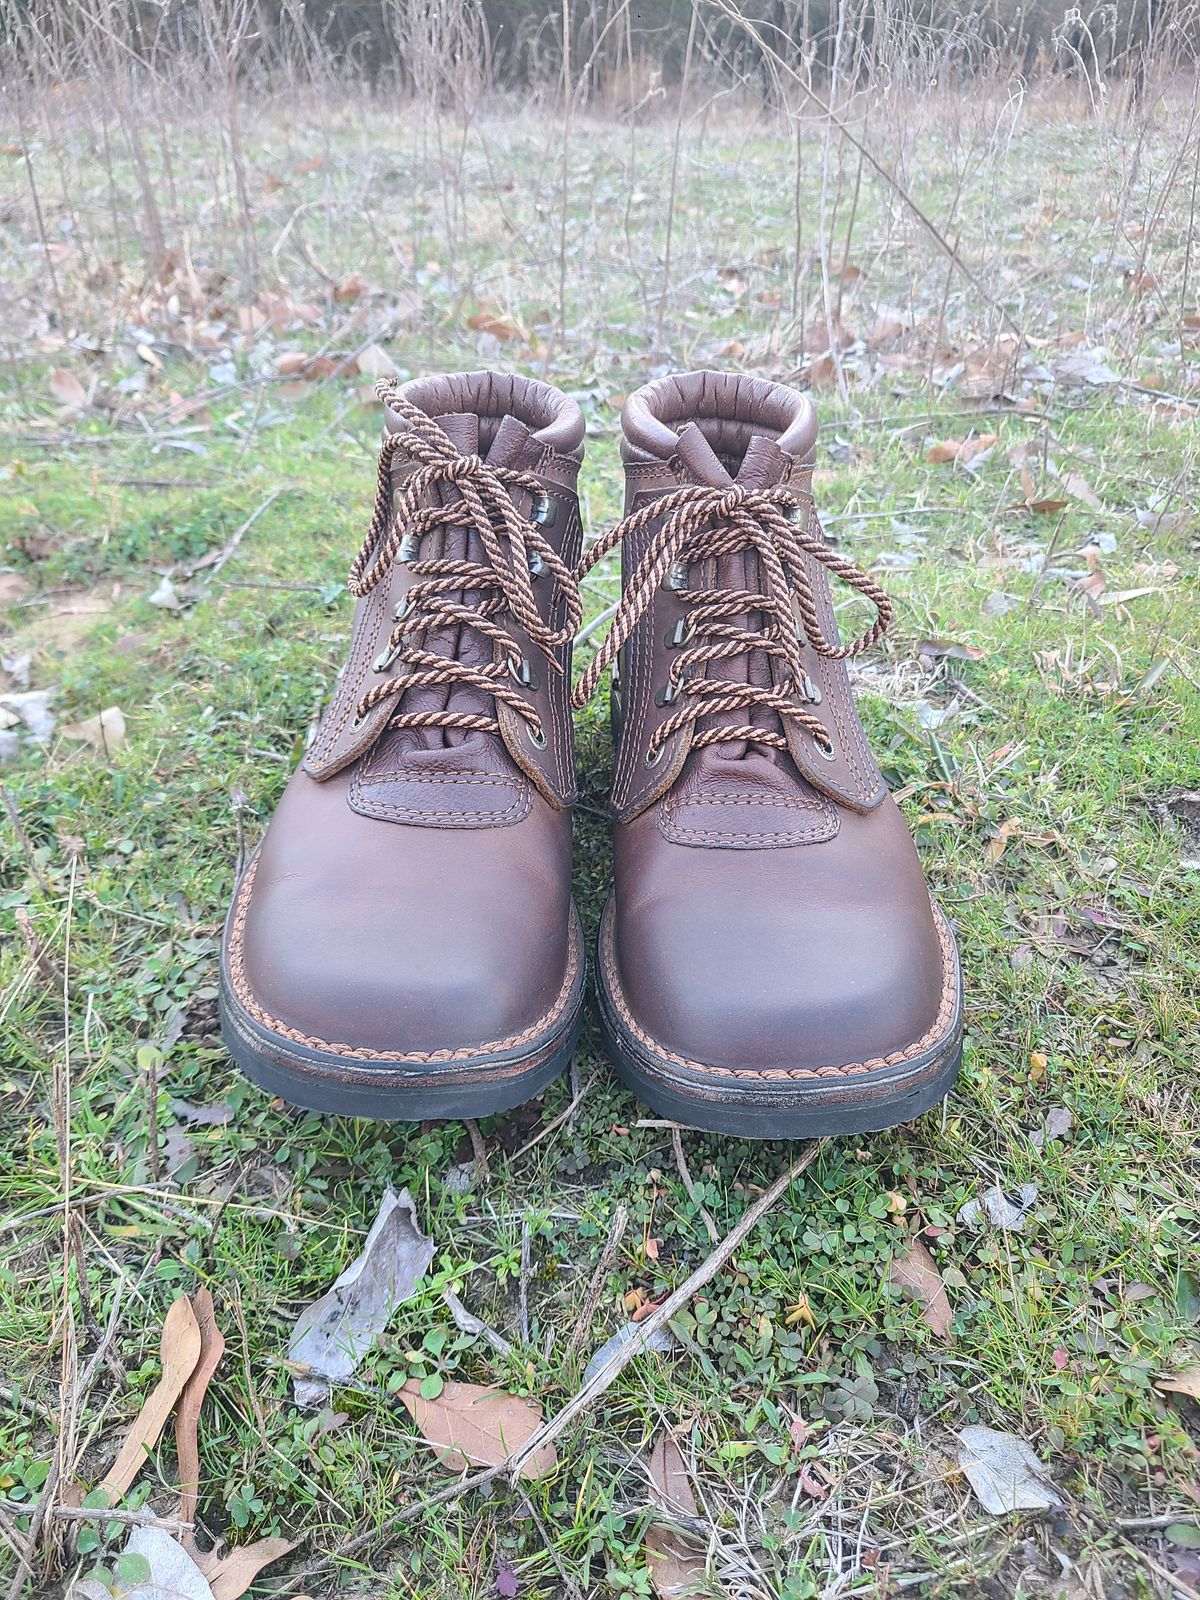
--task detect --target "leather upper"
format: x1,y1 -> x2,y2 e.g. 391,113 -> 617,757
605,371 -> 953,1076
227,373 -> 584,1059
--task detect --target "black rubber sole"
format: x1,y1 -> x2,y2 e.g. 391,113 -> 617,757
595,902 -> 963,1139
219,912 -> 585,1122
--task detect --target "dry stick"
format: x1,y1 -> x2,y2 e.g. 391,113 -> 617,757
709,0 -> 1025,345
510,1072 -> 594,1164
566,1202 -> 630,1356
186,487 -> 287,579
317,1142 -> 826,1575
671,1127 -> 719,1248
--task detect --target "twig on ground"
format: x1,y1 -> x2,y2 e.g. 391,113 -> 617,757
518,1220 -> 532,1345
1,785 -> 53,898
566,1202 -> 630,1356
671,1126 -> 719,1247
184,487 -> 287,578
300,1141 -> 827,1581
464,1119 -> 490,1183
443,1290 -> 513,1358
510,1072 -> 593,1164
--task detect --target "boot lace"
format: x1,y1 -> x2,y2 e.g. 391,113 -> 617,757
349,383 -> 582,745
571,482 -> 893,763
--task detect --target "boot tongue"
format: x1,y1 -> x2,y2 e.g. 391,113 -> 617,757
376,407 -> 505,765
485,413 -> 538,470
676,430 -> 790,766
674,422 -> 732,486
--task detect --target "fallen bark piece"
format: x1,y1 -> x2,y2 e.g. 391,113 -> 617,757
398,1379 -> 556,1479
288,1187 -> 436,1407
99,1296 -> 203,1503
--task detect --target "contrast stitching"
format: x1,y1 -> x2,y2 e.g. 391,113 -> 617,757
227,853 -> 582,1062
601,901 -> 959,1081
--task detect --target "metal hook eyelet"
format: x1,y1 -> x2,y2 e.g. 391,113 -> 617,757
800,672 -> 822,704
393,596 -> 411,623
664,559 -> 690,593
508,656 -> 540,691
665,619 -> 695,649
528,550 -> 546,578
373,641 -> 403,672
398,533 -> 420,562
526,723 -> 547,750
783,500 -> 806,524
654,680 -> 681,707
813,733 -> 838,762
530,493 -> 552,526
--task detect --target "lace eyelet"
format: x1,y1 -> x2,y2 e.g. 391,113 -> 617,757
526,723 -> 547,750
351,714 -> 365,731
664,559 -> 690,593
783,500 -> 806,524
530,493 -> 552,526
508,656 -> 540,691
654,680 -> 681,707
665,619 -> 695,649
644,742 -> 665,768
398,534 -> 420,563
393,596 -> 411,623
801,672 -> 822,704
373,642 -> 402,672
813,733 -> 838,762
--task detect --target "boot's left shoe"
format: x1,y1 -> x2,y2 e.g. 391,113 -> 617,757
220,373 -> 587,1119
573,370 -> 963,1138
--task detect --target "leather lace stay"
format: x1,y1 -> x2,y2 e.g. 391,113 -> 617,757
349,384 -> 582,743
572,482 -> 893,761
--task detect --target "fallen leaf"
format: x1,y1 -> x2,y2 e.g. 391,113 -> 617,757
105,1527 -> 213,1599
356,343 -> 397,379
957,1425 -> 1061,1514
1068,544 -> 1107,604
287,1187 -> 435,1407
335,272 -> 368,301
468,310 -> 522,341
398,1378 -> 555,1479
495,1559 -> 520,1598
1059,470 -> 1102,509
0,689 -> 54,744
917,637 -> 985,662
583,1322 -> 674,1385
645,1433 -> 706,1598
175,1291 -> 225,1536
62,705 -> 126,758
49,368 -> 88,408
204,1536 -> 300,1600
927,433 -> 996,466
957,1183 -> 1038,1232
0,572 -> 31,606
1043,1107 -> 1073,1142
99,1295 -> 203,1502
1155,1368 -> 1200,1401
148,575 -> 184,612
889,1239 -> 952,1338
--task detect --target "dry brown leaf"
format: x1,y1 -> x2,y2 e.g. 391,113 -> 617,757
397,1379 -> 555,1479
1069,545 -> 1107,603
62,705 -> 126,759
335,272 -> 368,302
927,438 -> 964,464
49,368 -> 87,408
176,1290 -> 225,1536
204,1535 -> 300,1600
889,1238 -> 952,1338
645,1433 -> 707,1599
0,573 -> 31,607
960,432 -> 998,464
1027,498 -> 1069,515
1060,470 -> 1102,509
1154,1368 -> 1200,1401
467,310 -> 522,342
356,343 -> 397,379
98,1295 -> 202,1502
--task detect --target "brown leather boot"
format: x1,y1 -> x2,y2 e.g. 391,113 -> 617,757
574,372 -> 962,1137
220,373 -> 587,1119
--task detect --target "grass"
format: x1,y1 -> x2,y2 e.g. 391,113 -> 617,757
1,79 -> 1200,1599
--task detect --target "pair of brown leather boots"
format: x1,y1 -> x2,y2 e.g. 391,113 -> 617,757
219,370 -> 962,1138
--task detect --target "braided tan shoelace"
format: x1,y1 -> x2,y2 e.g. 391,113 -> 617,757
349,383 -> 582,745
571,481 -> 893,763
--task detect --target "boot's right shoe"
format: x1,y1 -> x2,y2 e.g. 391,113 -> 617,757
220,372 -> 587,1119
573,371 -> 963,1138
